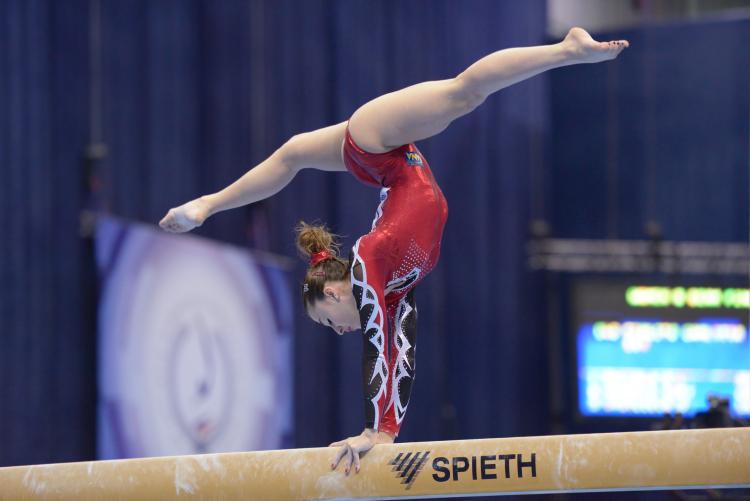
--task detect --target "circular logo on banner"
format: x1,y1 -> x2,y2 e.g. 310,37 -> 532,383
97,224 -> 288,458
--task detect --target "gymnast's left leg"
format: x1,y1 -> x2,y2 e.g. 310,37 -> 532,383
348,27 -> 628,153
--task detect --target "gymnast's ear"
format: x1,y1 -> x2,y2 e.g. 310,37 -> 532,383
322,286 -> 340,302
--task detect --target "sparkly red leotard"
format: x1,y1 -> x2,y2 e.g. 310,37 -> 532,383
342,125 -> 448,436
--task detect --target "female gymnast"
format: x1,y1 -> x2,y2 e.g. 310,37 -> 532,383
160,27 -> 628,476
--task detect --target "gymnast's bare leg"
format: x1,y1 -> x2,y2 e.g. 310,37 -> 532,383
347,27 -> 627,152
159,27 -> 627,232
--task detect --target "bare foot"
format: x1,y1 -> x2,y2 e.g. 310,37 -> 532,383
159,197 -> 211,233
563,27 -> 629,64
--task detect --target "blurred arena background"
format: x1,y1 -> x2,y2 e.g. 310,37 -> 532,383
1,0 -> 748,499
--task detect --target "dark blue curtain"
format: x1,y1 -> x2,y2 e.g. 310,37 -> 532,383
549,19 -> 749,241
0,0 -> 95,466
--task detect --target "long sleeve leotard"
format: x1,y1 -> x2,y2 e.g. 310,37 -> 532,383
342,125 -> 448,437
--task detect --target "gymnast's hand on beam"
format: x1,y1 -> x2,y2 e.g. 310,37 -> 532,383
329,428 -> 395,476
159,197 -> 212,233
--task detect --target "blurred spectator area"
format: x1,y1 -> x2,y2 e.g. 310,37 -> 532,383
548,0 -> 750,36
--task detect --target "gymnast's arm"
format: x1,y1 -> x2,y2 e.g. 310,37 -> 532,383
377,289 -> 417,438
159,121 -> 347,233
349,256 -> 401,442
329,255 -> 397,475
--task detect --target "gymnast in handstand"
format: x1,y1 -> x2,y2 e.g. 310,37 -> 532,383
160,27 -> 628,475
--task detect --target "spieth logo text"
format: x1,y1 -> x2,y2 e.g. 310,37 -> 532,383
389,450 -> 537,490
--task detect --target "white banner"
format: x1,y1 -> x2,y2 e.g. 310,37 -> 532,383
95,216 -> 293,458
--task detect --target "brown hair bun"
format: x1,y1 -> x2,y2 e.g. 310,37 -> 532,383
294,221 -> 350,310
294,221 -> 341,260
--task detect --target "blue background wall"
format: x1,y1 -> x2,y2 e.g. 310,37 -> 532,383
1,4 -> 747,493
549,19 -> 749,241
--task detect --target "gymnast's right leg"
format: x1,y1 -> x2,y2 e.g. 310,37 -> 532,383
348,27 -> 629,154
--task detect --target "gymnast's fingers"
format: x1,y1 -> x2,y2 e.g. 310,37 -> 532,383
330,445 -> 349,470
352,449 -> 361,474
343,446 -> 354,475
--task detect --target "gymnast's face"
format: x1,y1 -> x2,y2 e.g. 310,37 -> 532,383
307,280 -> 360,336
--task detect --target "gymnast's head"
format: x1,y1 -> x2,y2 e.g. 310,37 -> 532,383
295,221 -> 360,336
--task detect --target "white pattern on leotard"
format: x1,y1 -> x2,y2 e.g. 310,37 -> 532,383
385,295 -> 415,424
370,187 -> 390,230
351,238 -> 389,431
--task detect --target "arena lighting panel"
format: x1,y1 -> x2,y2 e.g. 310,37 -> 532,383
0,429 -> 749,499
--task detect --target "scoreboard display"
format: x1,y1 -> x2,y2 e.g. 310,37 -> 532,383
573,281 -> 750,418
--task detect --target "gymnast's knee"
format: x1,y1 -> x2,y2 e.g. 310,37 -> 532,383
453,74 -> 487,113
278,134 -> 307,170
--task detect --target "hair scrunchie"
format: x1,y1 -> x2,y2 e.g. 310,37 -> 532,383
310,249 -> 333,267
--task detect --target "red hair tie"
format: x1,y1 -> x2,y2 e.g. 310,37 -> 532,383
310,249 -> 333,268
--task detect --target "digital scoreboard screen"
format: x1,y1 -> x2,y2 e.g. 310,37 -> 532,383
574,282 -> 750,418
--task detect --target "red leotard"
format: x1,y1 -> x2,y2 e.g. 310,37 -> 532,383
342,125 -> 448,436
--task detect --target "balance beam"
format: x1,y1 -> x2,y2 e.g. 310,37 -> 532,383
1,428 -> 748,500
